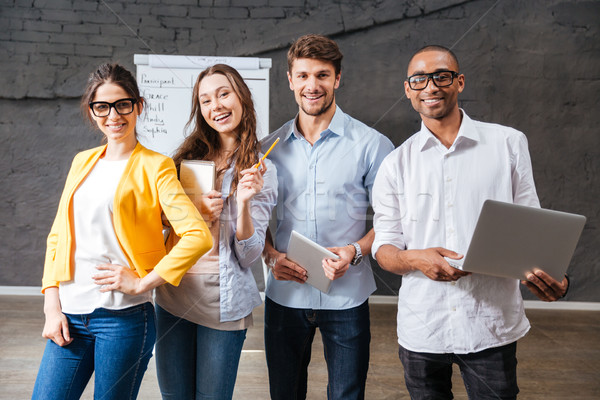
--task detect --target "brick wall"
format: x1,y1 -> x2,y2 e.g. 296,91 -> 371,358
1,0 -> 599,300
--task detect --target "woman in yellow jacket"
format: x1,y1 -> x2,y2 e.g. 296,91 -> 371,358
32,63 -> 212,400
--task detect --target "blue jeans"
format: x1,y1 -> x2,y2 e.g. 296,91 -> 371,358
398,342 -> 519,400
32,302 -> 156,400
154,304 -> 247,400
264,297 -> 371,400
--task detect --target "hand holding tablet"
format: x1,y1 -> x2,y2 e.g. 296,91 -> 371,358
286,231 -> 340,293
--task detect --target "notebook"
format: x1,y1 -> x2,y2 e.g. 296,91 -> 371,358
180,160 -> 215,195
180,160 -> 215,226
446,200 -> 586,281
286,230 -> 340,293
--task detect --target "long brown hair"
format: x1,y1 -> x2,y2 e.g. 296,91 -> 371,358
172,64 -> 259,195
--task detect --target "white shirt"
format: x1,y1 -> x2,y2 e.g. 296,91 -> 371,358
60,158 -> 152,314
372,110 -> 540,354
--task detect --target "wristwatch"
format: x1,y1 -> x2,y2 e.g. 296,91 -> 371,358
348,242 -> 363,265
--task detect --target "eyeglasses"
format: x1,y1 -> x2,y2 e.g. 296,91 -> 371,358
406,70 -> 459,90
89,98 -> 137,117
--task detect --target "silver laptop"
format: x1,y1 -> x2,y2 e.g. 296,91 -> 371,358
447,200 -> 586,281
287,230 -> 340,293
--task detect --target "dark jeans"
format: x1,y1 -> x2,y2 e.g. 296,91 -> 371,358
154,304 -> 247,400
32,302 -> 155,400
264,297 -> 371,400
398,342 -> 519,400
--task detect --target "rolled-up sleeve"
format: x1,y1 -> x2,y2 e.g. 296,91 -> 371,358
372,154 -> 407,259
233,159 -> 278,268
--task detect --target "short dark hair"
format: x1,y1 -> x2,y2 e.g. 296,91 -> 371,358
407,45 -> 460,73
81,63 -> 144,126
287,34 -> 343,75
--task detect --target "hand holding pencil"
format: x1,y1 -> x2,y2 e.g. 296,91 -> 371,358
237,137 -> 279,205
253,137 -> 280,169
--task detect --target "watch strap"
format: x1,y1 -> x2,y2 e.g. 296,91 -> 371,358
348,242 -> 362,265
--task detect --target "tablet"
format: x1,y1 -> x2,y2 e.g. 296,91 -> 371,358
446,200 -> 586,281
286,230 -> 340,293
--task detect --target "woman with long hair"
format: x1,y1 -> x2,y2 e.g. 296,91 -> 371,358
32,63 -> 212,400
154,64 -> 277,399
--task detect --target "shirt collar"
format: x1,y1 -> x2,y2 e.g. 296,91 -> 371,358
417,109 -> 480,151
285,105 -> 345,142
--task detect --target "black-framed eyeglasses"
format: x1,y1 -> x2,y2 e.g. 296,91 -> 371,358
406,70 -> 459,90
89,98 -> 137,117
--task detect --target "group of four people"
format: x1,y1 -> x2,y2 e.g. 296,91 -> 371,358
33,34 -> 569,400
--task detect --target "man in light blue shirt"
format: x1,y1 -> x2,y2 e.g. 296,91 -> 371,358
261,34 -> 394,400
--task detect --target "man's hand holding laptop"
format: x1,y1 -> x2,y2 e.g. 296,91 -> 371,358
522,270 -> 569,302
406,246 -> 569,301
403,247 -> 471,282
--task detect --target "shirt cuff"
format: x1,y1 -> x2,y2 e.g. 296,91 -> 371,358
372,234 -> 406,261
234,229 -> 260,254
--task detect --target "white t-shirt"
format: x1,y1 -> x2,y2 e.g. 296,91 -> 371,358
59,158 -> 152,314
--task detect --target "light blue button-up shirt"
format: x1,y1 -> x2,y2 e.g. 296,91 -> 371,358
261,106 -> 394,310
156,158 -> 278,323
216,158 -> 278,321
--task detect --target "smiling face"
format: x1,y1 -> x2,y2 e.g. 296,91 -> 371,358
404,50 -> 464,121
288,57 -> 340,117
198,73 -> 243,137
90,82 -> 141,145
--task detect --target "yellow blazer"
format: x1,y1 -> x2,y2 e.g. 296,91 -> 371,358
42,142 -> 212,292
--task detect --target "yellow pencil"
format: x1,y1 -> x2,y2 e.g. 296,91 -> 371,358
253,137 -> 280,168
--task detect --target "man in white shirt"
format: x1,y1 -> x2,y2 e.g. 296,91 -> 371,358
372,45 -> 569,399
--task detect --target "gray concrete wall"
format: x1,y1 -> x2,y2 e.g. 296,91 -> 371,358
1,0 -> 598,301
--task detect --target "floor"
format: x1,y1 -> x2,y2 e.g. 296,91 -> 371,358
1,295 -> 599,399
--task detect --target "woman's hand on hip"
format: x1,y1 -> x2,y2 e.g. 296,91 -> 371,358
93,263 -> 142,295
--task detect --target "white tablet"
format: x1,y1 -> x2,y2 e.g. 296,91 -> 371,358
286,230 -> 340,293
